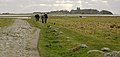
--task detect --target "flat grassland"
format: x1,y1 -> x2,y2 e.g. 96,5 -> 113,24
28,16 -> 120,57
0,18 -> 14,27
0,16 -> 119,57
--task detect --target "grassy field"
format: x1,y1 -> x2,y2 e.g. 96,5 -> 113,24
27,16 -> 120,57
0,18 -> 14,27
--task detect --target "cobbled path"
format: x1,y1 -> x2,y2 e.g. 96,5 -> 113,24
0,19 -> 40,57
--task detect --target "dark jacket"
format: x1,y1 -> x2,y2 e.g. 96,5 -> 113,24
44,14 -> 48,19
35,14 -> 40,18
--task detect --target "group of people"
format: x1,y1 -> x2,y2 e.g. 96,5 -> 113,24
35,13 -> 48,23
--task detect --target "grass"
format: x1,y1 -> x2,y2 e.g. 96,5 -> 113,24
0,18 -> 14,28
27,16 -> 120,57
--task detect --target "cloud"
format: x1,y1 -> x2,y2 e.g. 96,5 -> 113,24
0,0 -> 119,14
39,4 -> 47,6
56,0 -> 73,3
53,4 -> 73,10
91,0 -> 98,2
102,1 -> 108,3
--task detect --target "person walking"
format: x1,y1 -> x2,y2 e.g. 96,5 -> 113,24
35,14 -> 40,22
41,15 -> 45,23
44,13 -> 48,23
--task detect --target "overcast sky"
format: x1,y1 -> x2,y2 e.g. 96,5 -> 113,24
0,0 -> 119,14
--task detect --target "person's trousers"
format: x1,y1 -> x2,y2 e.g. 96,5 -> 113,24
42,18 -> 47,23
45,18 -> 47,23
42,19 -> 44,23
36,18 -> 39,22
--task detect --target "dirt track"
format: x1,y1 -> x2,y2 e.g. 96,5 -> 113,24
0,19 -> 40,57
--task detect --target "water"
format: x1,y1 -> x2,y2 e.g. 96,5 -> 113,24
49,14 -> 120,16
0,14 -> 120,17
0,14 -> 31,17
0,14 -> 31,19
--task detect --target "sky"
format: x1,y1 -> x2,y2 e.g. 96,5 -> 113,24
0,0 -> 120,14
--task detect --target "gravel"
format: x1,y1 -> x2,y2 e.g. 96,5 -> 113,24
0,19 -> 40,57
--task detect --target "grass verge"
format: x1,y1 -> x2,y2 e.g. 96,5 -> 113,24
27,16 -> 120,57
0,18 -> 14,27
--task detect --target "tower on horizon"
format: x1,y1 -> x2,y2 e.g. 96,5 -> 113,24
77,7 -> 80,10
